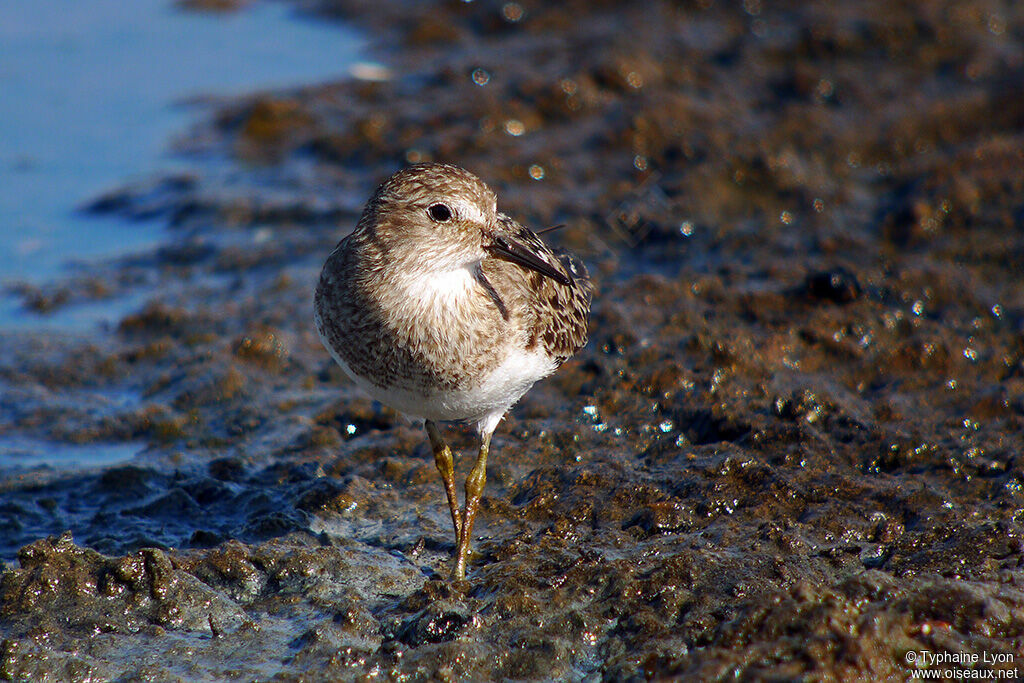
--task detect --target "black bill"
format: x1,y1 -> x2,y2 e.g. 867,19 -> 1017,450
486,234 -> 572,286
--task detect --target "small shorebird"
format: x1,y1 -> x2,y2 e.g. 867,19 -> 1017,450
314,163 -> 592,579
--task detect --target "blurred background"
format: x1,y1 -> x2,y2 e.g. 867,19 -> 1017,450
0,0 -> 362,328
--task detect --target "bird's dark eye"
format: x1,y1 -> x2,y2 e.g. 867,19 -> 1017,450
428,203 -> 453,222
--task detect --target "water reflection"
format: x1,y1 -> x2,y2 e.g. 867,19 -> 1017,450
0,0 -> 361,294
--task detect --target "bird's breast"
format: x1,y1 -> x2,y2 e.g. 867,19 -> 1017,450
361,263 -> 514,390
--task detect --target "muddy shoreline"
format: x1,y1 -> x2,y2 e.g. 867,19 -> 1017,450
3,0 -> 1024,679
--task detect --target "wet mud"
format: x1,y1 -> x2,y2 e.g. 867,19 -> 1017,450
3,0 -> 1024,679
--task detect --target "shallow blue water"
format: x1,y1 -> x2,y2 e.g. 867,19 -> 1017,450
0,436 -> 144,473
0,0 -> 362,322
0,0 -> 362,468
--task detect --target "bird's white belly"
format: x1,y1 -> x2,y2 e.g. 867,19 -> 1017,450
316,263 -> 558,434
326,338 -> 555,434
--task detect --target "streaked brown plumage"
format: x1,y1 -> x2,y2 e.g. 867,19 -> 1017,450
314,163 -> 592,579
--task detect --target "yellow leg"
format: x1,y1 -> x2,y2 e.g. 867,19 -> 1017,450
453,431 -> 491,580
426,420 -> 462,546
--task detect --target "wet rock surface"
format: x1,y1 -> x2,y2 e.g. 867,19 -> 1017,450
3,0 -> 1024,679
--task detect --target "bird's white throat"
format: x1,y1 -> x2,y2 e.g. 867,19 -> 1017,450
394,262 -> 477,311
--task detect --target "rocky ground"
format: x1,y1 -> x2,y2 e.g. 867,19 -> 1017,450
2,0 -> 1023,680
